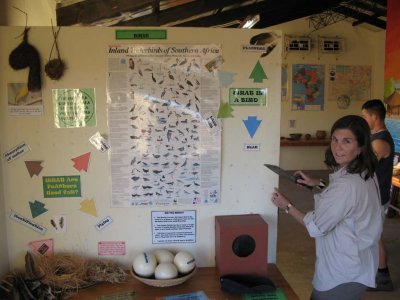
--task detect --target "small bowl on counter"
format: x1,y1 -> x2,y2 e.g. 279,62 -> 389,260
289,133 -> 302,140
316,130 -> 327,139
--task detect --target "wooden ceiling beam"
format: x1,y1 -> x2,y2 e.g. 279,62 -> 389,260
255,0 -> 343,28
56,0 -> 155,25
176,0 -> 343,28
56,0 -> 386,30
332,5 -> 386,29
115,0 -> 247,26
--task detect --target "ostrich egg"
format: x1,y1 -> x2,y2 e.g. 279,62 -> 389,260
154,262 -> 178,279
132,252 -> 157,277
174,251 -> 196,274
153,249 -> 174,263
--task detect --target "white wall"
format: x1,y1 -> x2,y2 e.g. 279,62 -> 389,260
0,162 -> 9,277
0,0 -> 55,26
0,26 -> 282,270
268,18 -> 386,170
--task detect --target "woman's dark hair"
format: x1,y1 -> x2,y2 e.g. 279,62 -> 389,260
324,115 -> 377,180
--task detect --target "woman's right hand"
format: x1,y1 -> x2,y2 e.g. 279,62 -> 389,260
294,170 -> 320,187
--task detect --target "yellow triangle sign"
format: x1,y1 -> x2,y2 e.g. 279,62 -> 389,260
79,198 -> 97,217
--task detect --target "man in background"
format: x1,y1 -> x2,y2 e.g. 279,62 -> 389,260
362,99 -> 395,291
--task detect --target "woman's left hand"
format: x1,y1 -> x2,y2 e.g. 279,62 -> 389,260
271,188 -> 290,209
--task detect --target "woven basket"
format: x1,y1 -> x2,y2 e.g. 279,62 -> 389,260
130,267 -> 196,287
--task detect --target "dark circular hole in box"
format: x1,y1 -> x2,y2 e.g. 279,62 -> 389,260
232,234 -> 256,257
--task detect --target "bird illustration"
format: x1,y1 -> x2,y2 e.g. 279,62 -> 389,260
250,32 -> 278,45
179,58 -> 187,65
181,158 -> 187,167
261,42 -> 277,57
249,32 -> 279,57
192,59 -> 200,68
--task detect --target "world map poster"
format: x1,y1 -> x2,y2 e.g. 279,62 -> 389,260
291,64 -> 325,111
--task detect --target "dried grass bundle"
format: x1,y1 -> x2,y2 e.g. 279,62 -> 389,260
37,254 -> 91,292
87,260 -> 128,283
45,23 -> 66,80
34,253 -> 127,297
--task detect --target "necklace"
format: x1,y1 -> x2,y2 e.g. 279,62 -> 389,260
372,127 -> 386,134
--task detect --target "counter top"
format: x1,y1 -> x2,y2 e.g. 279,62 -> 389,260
69,264 -> 299,300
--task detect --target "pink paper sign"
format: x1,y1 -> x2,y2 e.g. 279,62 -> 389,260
98,241 -> 126,256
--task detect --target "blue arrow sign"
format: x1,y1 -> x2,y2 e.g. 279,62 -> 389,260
243,116 -> 262,138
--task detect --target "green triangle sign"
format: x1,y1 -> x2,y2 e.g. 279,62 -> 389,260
249,61 -> 268,83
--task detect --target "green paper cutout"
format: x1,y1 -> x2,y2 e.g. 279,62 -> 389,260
29,200 -> 48,218
218,102 -> 234,118
249,61 -> 268,83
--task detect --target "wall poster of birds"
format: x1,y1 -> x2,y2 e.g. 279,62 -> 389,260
107,44 -> 222,207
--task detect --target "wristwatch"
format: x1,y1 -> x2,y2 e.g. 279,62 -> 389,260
316,179 -> 326,190
285,203 -> 292,214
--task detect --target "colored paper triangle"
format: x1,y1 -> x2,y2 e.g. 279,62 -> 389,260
249,61 -> 268,83
29,200 -> 48,218
25,161 -> 43,177
28,238 -> 54,256
79,198 -> 98,217
72,152 -> 91,172
217,102 -> 234,118
218,70 -> 236,87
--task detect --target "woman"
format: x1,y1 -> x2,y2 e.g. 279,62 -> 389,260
271,115 -> 383,300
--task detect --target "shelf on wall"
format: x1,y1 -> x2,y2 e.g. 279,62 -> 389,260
280,138 -> 330,147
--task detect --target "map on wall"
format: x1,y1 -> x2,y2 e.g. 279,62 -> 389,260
291,64 -> 325,111
328,65 -> 372,106
107,44 -> 221,207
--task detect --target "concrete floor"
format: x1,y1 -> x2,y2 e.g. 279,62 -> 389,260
276,170 -> 400,300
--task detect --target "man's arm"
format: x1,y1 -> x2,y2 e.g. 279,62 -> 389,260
372,139 -> 391,161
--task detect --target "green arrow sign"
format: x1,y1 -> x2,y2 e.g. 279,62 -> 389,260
249,61 -> 268,83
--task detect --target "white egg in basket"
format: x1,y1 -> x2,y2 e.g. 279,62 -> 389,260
153,249 -> 174,263
131,266 -> 197,287
155,262 -> 178,279
132,252 -> 157,277
131,250 -> 197,287
174,250 -> 196,274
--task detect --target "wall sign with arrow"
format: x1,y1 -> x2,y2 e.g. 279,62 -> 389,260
243,116 -> 262,139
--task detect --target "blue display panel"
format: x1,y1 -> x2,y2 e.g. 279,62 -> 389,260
385,118 -> 400,154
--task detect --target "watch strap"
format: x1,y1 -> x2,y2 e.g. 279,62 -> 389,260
285,203 -> 292,214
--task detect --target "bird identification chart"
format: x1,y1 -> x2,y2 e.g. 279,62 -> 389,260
107,44 -> 221,206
